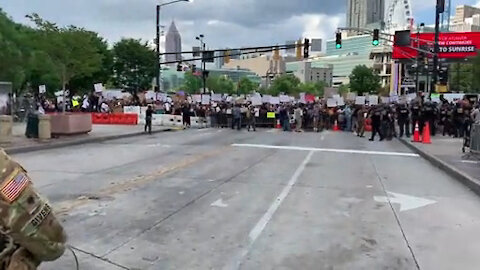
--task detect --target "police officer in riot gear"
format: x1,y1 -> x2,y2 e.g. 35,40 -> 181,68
397,103 -> 410,138
368,105 -> 384,141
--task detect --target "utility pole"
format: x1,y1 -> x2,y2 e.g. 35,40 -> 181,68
156,5 -> 161,92
433,0 -> 444,95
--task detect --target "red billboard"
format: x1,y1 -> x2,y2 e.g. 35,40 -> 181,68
393,32 -> 480,59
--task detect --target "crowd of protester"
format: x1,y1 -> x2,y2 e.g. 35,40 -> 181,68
27,91 -> 480,141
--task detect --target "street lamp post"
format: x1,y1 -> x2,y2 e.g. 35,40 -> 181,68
156,0 -> 191,92
196,35 -> 206,94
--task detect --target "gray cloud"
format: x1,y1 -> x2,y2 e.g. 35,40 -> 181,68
1,0 -> 346,49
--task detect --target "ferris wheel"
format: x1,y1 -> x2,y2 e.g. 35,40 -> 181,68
386,0 -> 414,32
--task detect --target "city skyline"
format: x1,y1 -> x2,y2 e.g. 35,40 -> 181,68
1,0 -> 479,51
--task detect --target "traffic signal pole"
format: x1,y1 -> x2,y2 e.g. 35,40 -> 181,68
433,0 -> 442,95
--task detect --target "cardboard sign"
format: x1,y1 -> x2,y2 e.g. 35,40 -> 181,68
94,83 -> 103,93
279,95 -> 290,103
327,98 -> 337,107
211,94 -> 222,101
251,96 -> 262,106
267,112 -> 276,119
201,95 -> 211,105
39,85 -> 46,94
270,97 -> 280,105
337,97 -> 345,106
193,94 -> 202,103
355,96 -> 366,105
262,95 -> 272,103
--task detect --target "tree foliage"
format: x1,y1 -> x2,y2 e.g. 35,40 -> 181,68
207,75 -> 235,94
112,38 -> 156,93
349,65 -> 381,95
27,13 -> 104,97
182,72 -> 203,94
268,74 -> 300,96
237,77 -> 257,95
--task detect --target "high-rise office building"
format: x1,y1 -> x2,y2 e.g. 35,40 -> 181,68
347,0 -> 385,30
165,21 -> 182,65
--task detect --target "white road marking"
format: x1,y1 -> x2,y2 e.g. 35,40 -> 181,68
225,151 -> 314,270
197,128 -> 213,132
374,191 -> 437,212
320,135 -> 325,141
366,185 -> 373,188
460,160 -> 479,164
248,152 -> 313,249
266,129 -> 279,133
232,143 -> 419,157
211,199 -> 228,208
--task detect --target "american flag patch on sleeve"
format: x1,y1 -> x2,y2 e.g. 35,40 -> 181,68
1,171 -> 29,203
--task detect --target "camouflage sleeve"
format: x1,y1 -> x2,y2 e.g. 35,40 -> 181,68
0,150 -> 66,262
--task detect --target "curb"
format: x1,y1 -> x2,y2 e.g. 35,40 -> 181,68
5,128 -> 175,155
398,138 -> 480,196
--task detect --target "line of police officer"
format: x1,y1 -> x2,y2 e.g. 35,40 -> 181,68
366,97 -> 476,141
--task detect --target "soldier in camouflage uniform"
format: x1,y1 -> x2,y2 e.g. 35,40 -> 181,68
0,150 -> 66,269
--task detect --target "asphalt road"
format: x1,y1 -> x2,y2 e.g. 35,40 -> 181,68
11,128 -> 480,270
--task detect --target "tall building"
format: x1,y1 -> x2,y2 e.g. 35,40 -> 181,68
451,5 -> 480,32
165,21 -> 182,66
347,0 -> 385,31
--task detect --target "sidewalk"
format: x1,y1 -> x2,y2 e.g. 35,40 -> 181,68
2,123 -> 174,154
399,136 -> 480,194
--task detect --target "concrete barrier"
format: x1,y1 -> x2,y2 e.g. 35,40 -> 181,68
0,115 -> 13,143
38,114 -> 51,140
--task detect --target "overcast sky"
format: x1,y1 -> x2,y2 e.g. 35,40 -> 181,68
1,0 -> 479,51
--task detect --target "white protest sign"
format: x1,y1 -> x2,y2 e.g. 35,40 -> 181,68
94,83 -> 104,93
381,97 -> 390,104
333,94 -> 341,100
270,97 -> 280,105
337,97 -> 345,106
251,96 -> 262,106
299,93 -> 306,104
211,94 -> 222,101
279,95 -> 289,103
355,96 -> 366,105
39,85 -> 46,94
369,95 -> 379,105
262,95 -> 272,103
327,98 -> 337,107
193,94 -> 202,103
201,94 -> 211,105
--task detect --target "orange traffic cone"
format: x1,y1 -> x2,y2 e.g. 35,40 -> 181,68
412,122 -> 421,143
422,122 -> 432,144
276,119 -> 281,129
333,120 -> 340,132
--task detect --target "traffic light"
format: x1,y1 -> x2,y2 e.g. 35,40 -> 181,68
296,39 -> 302,60
224,50 -> 231,64
304,38 -> 310,59
335,33 -> 342,49
372,29 -> 380,46
177,64 -> 182,72
191,64 -> 196,72
439,66 -> 448,84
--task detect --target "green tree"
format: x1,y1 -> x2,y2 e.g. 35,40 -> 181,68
207,75 -> 235,94
112,38 -> 156,93
338,84 -> 349,96
349,65 -> 381,95
182,72 -> 202,94
237,77 -> 257,95
27,14 -> 103,109
296,81 -> 326,97
268,74 -> 300,95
